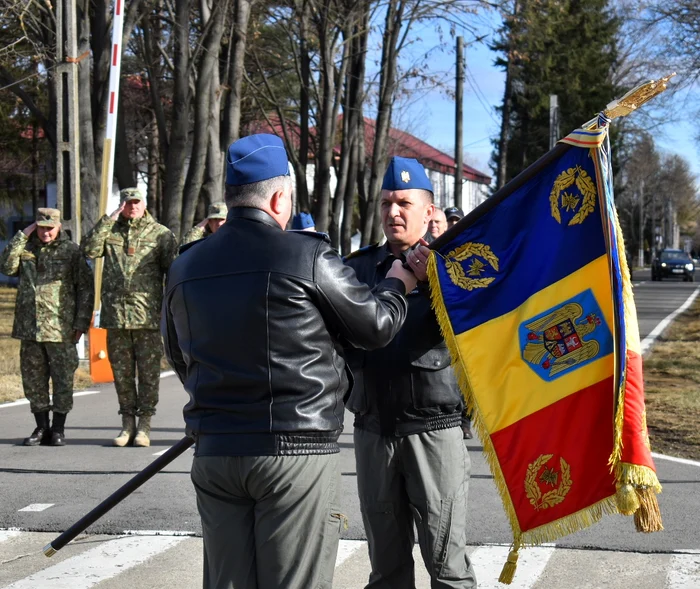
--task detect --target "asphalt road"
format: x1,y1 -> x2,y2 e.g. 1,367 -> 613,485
1,269 -> 699,587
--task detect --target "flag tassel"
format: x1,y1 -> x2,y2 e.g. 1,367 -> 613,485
498,541 -> 520,585
615,483 -> 640,515
634,487 -> 664,532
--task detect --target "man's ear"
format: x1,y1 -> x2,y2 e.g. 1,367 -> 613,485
425,202 -> 435,224
270,188 -> 290,215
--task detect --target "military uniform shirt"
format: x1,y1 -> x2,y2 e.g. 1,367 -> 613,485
0,230 -> 94,342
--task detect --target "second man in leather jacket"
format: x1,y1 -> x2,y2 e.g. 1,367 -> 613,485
344,156 -> 477,589
161,134 -> 424,589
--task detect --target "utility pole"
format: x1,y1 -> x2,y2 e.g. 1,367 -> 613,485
55,0 -> 81,241
549,95 -> 559,150
455,36 -> 464,210
638,180 -> 644,267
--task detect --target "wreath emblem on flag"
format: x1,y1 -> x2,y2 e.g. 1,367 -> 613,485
549,165 -> 597,226
525,454 -> 572,511
443,242 -> 499,291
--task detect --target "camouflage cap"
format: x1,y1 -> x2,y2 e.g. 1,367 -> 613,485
120,187 -> 145,203
36,208 -> 61,227
207,202 -> 227,220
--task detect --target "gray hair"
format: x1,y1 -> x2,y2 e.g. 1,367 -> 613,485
225,175 -> 291,208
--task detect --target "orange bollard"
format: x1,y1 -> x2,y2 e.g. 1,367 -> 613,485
89,325 -> 114,383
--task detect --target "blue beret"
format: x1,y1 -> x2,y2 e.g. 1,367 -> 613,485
381,156 -> 433,193
292,212 -> 315,230
226,134 -> 290,186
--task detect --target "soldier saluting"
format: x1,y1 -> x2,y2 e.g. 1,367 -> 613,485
180,202 -> 227,246
82,188 -> 177,447
0,208 -> 94,446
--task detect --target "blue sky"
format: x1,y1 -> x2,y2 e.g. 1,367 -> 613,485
395,21 -> 700,186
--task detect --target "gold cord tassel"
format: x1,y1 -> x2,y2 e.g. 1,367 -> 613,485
615,483 -> 640,515
498,542 -> 520,585
634,487 -> 664,532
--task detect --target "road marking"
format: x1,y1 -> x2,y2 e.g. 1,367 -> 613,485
1,371 -> 174,410
2,535 -> 185,589
652,452 -> 700,468
470,544 -> 555,588
18,503 -> 54,512
122,529 -> 197,536
335,539 -> 366,567
667,550 -> 700,588
0,529 -> 21,542
640,286 -> 700,355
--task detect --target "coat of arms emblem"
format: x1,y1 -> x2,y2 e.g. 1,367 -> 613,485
519,290 -> 613,380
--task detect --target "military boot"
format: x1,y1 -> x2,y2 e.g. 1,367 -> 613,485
50,412 -> 67,446
24,411 -> 50,446
133,416 -> 151,447
113,415 -> 136,447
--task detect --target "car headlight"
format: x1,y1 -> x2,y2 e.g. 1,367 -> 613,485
686,263 -> 694,271
661,263 -> 666,267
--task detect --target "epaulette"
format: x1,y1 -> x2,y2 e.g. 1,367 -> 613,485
342,242 -> 381,262
178,239 -> 205,255
288,230 -> 331,244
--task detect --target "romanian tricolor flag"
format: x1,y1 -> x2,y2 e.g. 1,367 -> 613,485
427,114 -> 663,584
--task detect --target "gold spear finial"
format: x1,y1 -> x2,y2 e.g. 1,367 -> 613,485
603,73 -> 676,120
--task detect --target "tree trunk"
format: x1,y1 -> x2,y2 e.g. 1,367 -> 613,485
221,0 -> 252,150
296,0 -> 312,213
202,63 -> 224,207
496,1 -> 519,190
181,0 -> 229,235
147,116 -> 160,219
362,0 -> 404,245
162,0 -> 193,236
114,97 -> 136,189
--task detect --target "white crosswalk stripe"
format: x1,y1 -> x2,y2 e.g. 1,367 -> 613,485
1,531 -> 700,588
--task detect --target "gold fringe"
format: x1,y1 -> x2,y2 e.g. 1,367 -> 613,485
634,487 -> 664,532
498,541 -> 520,585
615,483 -> 640,515
615,462 -> 662,494
521,495 -> 619,546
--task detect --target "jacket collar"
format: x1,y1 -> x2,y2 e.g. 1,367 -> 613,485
227,207 -> 282,230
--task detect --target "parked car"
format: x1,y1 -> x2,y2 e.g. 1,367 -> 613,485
651,249 -> 695,282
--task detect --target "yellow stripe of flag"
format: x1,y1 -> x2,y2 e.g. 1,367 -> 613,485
456,255 -> 614,434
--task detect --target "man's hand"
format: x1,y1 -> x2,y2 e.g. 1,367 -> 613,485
196,219 -> 208,228
73,330 -> 84,344
406,238 -> 430,282
110,202 -> 125,220
22,222 -> 37,236
387,259 -> 418,294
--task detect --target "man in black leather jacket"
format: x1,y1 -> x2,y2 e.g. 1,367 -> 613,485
344,156 -> 477,588
161,134 -> 423,589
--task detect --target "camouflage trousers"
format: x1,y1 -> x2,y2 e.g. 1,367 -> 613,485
107,329 -> 162,417
20,340 -> 79,414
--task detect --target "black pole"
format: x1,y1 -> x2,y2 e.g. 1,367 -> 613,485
43,435 -> 195,557
430,142 -> 573,251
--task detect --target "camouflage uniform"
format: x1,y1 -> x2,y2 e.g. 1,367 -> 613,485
81,207 -> 177,417
180,202 -> 227,246
0,226 -> 93,414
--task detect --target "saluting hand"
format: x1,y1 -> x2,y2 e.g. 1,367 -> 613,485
406,238 -> 430,282
110,202 -> 125,220
196,219 -> 208,228
23,222 -> 37,236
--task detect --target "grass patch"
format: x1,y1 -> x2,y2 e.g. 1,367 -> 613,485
644,298 -> 700,461
0,286 -> 93,404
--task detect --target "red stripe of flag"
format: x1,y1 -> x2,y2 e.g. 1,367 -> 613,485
620,350 -> 656,470
491,376 -> 617,533
112,44 -> 118,67
116,0 -> 122,16
109,92 -> 116,114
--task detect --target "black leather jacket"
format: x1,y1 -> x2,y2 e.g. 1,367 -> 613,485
344,243 -> 463,436
162,208 -> 409,456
